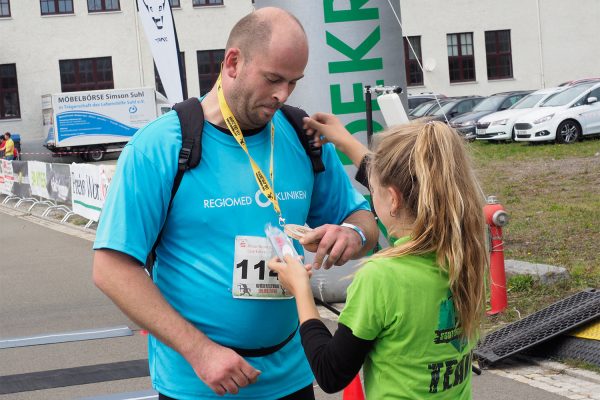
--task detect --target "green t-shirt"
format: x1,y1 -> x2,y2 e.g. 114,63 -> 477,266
338,237 -> 473,399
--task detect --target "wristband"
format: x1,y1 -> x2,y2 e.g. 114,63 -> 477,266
341,223 -> 367,248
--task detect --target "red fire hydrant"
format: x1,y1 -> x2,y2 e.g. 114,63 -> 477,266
483,195 -> 509,315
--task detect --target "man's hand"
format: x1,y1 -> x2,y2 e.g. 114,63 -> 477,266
187,339 -> 261,396
300,224 -> 363,269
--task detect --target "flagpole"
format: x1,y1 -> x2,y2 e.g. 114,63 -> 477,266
133,0 -> 145,87
169,3 -> 186,99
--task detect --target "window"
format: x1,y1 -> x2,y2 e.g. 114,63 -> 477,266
588,87 -> 600,102
59,57 -> 114,92
40,0 -> 73,15
87,0 -> 119,12
485,30 -> 513,80
155,52 -> 188,99
169,0 -> 180,7
193,0 -> 223,6
0,64 -> 20,119
447,32 -> 475,83
500,95 -> 524,110
197,49 -> 224,96
0,0 -> 11,17
403,36 -> 423,86
457,99 -> 476,114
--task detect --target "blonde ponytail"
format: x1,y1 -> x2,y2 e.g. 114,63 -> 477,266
370,121 -> 488,340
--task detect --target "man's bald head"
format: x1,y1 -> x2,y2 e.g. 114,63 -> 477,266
226,7 -> 307,61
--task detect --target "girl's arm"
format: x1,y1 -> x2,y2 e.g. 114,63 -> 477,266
302,113 -> 371,189
268,256 -> 374,393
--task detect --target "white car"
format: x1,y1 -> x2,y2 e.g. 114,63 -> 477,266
514,82 -> 600,143
476,87 -> 565,141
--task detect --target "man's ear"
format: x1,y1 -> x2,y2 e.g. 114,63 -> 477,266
222,48 -> 242,79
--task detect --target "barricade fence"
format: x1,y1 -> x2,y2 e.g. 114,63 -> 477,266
0,160 -> 116,228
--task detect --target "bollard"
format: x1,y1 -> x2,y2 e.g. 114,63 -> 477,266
483,196 -> 509,315
343,375 -> 365,400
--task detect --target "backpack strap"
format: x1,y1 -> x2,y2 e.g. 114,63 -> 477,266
145,98 -> 205,273
280,104 -> 325,174
146,101 -> 323,272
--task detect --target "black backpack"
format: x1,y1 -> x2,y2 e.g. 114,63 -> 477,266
145,97 -> 325,271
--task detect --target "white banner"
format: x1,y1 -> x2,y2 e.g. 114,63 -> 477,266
137,0 -> 183,103
28,161 -> 51,199
255,0 -> 406,166
70,163 -> 116,222
0,160 -> 14,195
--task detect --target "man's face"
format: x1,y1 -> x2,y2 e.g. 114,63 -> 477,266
228,39 -> 308,129
143,0 -> 166,30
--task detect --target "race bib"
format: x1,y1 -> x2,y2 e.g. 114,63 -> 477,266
232,236 -> 292,299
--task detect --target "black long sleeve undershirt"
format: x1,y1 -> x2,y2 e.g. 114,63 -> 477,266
299,318 -> 374,394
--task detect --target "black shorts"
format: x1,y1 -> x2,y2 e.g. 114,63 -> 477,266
158,383 -> 315,400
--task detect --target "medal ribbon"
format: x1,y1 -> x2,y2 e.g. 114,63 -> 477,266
216,73 -> 283,225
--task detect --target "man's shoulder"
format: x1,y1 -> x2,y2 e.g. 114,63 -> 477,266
120,111 -> 183,174
128,110 -> 182,149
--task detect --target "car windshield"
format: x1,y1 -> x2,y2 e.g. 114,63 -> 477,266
409,101 -> 435,117
510,94 -> 546,109
540,83 -> 595,107
432,101 -> 457,116
423,102 -> 450,116
472,96 -> 505,112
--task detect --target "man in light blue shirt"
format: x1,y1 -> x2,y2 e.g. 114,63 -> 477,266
93,7 -> 378,400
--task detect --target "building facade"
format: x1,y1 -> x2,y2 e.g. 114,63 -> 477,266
0,0 -> 252,141
2,1 -> 599,142
400,0 -> 599,97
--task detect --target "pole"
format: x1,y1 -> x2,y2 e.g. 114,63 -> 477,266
364,85 -> 373,147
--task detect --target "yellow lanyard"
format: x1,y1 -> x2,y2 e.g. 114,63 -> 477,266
216,73 -> 283,225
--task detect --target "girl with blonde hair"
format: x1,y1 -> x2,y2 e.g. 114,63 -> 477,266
269,118 -> 488,399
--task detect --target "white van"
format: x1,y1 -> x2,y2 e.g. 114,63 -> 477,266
513,82 -> 600,143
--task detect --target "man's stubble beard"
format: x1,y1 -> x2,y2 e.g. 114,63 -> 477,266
229,83 -> 268,129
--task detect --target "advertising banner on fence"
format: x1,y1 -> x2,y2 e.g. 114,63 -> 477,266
70,163 -> 116,221
28,161 -> 51,199
46,163 -> 72,203
0,160 -> 14,195
11,161 -> 31,199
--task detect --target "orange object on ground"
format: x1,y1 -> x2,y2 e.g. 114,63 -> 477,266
483,196 -> 509,315
342,375 -> 365,400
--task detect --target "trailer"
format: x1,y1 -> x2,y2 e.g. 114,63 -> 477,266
43,88 -> 171,162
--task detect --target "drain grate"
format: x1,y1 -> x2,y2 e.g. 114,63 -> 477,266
475,289 -> 600,366
527,335 -> 600,367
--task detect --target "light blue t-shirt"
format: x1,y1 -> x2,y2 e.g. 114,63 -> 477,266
94,108 -> 370,399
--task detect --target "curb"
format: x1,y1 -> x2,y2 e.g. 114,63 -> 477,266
530,357 -> 600,385
0,202 -> 96,242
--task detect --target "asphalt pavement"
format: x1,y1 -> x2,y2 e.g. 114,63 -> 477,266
0,207 -> 581,399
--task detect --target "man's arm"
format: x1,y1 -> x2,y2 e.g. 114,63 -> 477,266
93,249 -> 260,395
300,209 -> 378,269
342,209 -> 379,257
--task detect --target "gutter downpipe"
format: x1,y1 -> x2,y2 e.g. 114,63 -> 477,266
536,0 -> 545,88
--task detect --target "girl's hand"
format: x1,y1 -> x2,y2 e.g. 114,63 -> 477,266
303,112 -> 369,169
267,256 -> 313,297
303,113 -> 351,150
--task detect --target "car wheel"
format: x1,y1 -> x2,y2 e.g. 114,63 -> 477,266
556,120 -> 581,144
88,147 -> 105,162
510,127 -> 516,142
